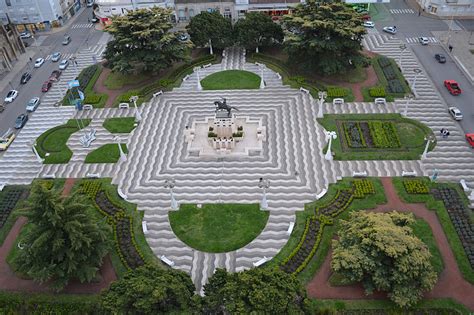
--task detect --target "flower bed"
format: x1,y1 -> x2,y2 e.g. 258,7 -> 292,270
368,121 -> 401,148
343,122 -> 366,148
377,57 -> 405,93
403,179 -> 429,194
0,186 -> 29,229
353,179 -> 375,198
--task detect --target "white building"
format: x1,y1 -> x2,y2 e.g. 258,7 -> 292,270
94,0 -> 174,23
416,0 -> 474,17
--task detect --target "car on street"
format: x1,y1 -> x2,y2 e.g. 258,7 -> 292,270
34,58 -> 45,68
49,70 -> 62,82
62,35 -> 71,45
51,52 -> 61,62
177,33 -> 189,42
91,16 -> 99,23
0,131 -> 15,151
14,114 -> 28,129
419,37 -> 429,45
19,31 -> 31,39
59,59 -> 69,70
363,21 -> 375,28
41,80 -> 52,92
448,106 -> 463,120
26,97 -> 40,112
4,90 -> 18,103
382,26 -> 397,35
444,80 -> 462,95
20,72 -> 31,84
466,134 -> 474,148
435,53 -> 446,63
87,0 -> 94,7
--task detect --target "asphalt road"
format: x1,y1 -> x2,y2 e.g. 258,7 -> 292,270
0,6 -> 101,137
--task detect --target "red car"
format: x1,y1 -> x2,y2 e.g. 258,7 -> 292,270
466,134 -> 474,148
41,80 -> 52,92
444,80 -> 462,95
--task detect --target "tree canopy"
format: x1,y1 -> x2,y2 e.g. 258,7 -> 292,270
100,264 -> 197,314
186,11 -> 234,50
202,268 -> 308,314
103,7 -> 192,74
283,1 -> 369,75
14,183 -> 110,291
234,12 -> 284,52
331,211 -> 437,307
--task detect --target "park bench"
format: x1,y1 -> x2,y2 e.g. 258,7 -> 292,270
153,90 -> 163,98
0,183 -> 5,191
86,173 -> 100,178
287,222 -> 295,235
316,188 -> 328,200
142,221 -> 148,234
118,103 -> 129,109
299,87 -> 309,94
374,98 -> 386,105
83,104 -> 93,110
42,174 -> 56,179
160,255 -> 175,267
352,171 -> 367,178
460,179 -> 470,192
253,256 -> 270,267
402,171 -> 417,177
117,188 -> 128,200
332,98 -> 344,105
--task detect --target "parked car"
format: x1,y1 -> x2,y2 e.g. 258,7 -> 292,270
14,114 -> 28,129
418,37 -> 429,45
20,72 -> 31,84
4,90 -> 18,103
19,31 -> 31,39
466,134 -> 474,148
435,53 -> 446,63
41,80 -> 52,92
26,97 -> 40,112
49,70 -> 62,82
59,59 -> 69,70
382,26 -> 397,35
363,21 -> 375,28
62,35 -> 71,45
34,58 -> 45,68
448,106 -> 463,120
91,16 -> 99,23
0,132 -> 15,151
177,33 -> 189,42
51,52 -> 61,62
444,80 -> 462,95
86,0 -> 94,7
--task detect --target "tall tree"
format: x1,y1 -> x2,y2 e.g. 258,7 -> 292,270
100,264 -> 197,314
186,11 -> 234,53
283,0 -> 369,75
202,268 -> 308,314
103,7 -> 192,74
331,211 -> 437,307
14,183 -> 110,291
234,12 -> 284,53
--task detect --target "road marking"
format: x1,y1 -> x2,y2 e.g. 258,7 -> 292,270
406,36 -> 439,44
71,23 -> 93,29
389,8 -> 415,14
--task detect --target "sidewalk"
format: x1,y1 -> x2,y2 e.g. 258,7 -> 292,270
39,7 -> 86,35
0,49 -> 36,93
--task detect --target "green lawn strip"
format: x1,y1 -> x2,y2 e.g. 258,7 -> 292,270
35,119 -> 91,164
84,144 -> 128,164
308,298 -> 470,315
83,65 -> 108,108
104,72 -> 149,90
201,70 -> 261,90
317,113 -> 435,160
169,203 -> 269,253
412,218 -> 444,275
392,177 -> 474,284
6,222 -> 32,278
103,117 -> 136,133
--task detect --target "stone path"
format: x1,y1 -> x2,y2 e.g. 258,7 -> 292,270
306,177 -> 474,311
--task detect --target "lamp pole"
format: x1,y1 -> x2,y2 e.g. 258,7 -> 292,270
403,93 -> 414,116
259,65 -> 265,89
422,135 -> 435,160
411,68 -> 422,98
164,179 -> 179,210
258,177 -> 270,210
129,95 -> 142,123
196,67 -> 202,91
317,91 -> 327,118
324,131 -> 337,161
114,136 -> 126,161
399,44 -> 407,72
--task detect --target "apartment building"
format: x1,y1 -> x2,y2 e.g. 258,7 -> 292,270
94,0 -> 173,24
0,21 -> 25,75
416,0 -> 474,17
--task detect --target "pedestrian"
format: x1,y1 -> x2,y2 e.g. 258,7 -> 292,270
418,10 -> 421,16
449,45 -> 453,53
29,57 -> 32,62
440,128 -> 445,135
88,18 -> 90,23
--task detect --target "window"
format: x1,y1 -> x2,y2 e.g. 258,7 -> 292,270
178,9 -> 186,21
223,8 -> 231,19
5,0 -> 11,6
189,9 -> 194,17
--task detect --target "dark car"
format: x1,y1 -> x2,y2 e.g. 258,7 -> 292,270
20,72 -> 31,84
49,70 -> 62,82
14,114 -> 28,129
435,53 -> 446,63
41,80 -> 52,92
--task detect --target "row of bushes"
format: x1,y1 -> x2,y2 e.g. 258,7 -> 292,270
375,57 -> 409,95
368,86 -> 386,97
63,65 -> 108,107
327,87 -> 348,98
343,121 -> 367,148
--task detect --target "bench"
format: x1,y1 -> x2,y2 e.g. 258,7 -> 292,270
316,188 -> 328,200
299,87 -> 309,94
86,173 -> 100,178
160,255 -> 175,267
352,171 -> 367,178
460,179 -> 470,192
469,191 -> 474,201
254,62 -> 263,67
42,174 -> 56,179
402,171 -> 417,177
202,63 -> 212,68
142,221 -> 148,234
83,104 -> 93,110
117,188 -> 128,200
287,222 -> 295,235
0,183 -> 5,192
332,98 -> 344,105
118,103 -> 129,109
374,98 -> 386,105
183,74 -> 190,81
276,73 -> 282,80
253,256 -> 270,267
153,90 -> 163,98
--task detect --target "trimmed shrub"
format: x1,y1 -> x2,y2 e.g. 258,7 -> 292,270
368,86 -> 386,97
84,94 -> 101,104
327,87 -> 348,98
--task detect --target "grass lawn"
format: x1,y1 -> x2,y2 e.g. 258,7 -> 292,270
169,203 -> 269,253
104,72 -> 150,90
103,117 -> 136,134
317,113 -> 435,160
84,143 -> 128,164
201,70 -> 261,90
35,119 -> 91,164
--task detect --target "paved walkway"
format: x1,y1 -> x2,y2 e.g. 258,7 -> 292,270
306,177 -> 474,311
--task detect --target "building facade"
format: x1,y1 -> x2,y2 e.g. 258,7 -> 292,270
94,0 -> 173,24
416,0 -> 474,17
0,22 -> 25,75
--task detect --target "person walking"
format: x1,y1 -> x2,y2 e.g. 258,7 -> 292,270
449,45 -> 453,53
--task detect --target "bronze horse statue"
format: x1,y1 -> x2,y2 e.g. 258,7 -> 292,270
214,98 -> 238,117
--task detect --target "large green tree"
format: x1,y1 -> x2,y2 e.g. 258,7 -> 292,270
14,183 -> 110,291
202,268 -> 308,314
234,12 -> 284,53
331,211 -> 437,307
283,0 -> 369,75
100,264 -> 197,314
104,7 -> 192,74
186,11 -> 234,53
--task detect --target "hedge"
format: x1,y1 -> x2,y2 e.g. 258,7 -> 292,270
368,86 -> 386,97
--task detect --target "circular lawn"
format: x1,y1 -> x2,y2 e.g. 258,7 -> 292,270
200,70 -> 261,90
169,203 -> 269,253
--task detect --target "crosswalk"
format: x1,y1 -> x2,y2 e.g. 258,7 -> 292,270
71,23 -> 94,29
45,53 -> 74,61
406,36 -> 439,44
389,8 -> 415,14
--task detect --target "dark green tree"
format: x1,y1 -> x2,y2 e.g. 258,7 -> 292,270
234,12 -> 284,53
103,7 -> 192,74
202,268 -> 308,314
100,264 -> 197,314
186,11 -> 234,52
331,211 -> 437,307
14,183 -> 110,291
283,0 -> 369,75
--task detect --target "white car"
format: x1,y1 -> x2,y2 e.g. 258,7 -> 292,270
19,32 -> 31,39
382,26 -> 397,35
363,21 -> 375,28
26,97 -> 40,112
4,90 -> 18,103
448,106 -> 463,121
59,59 -> 69,70
419,37 -> 429,45
51,52 -> 61,62
34,58 -> 45,68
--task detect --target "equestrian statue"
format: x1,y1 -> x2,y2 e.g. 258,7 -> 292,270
214,98 -> 238,117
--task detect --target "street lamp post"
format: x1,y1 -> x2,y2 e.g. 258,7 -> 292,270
317,91 -> 327,118
258,177 -> 270,210
129,95 -> 142,123
422,135 -> 435,160
324,131 -> 337,161
399,44 -> 407,72
208,39 -> 213,55
114,136 -> 126,161
164,179 -> 179,210
259,65 -> 265,89
196,68 -> 202,91
411,68 -> 422,98
403,93 -> 414,116
29,140 -> 42,163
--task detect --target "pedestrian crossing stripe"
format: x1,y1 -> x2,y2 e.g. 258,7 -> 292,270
406,37 -> 439,44
71,23 -> 93,29
45,53 -> 73,60
389,8 -> 415,14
